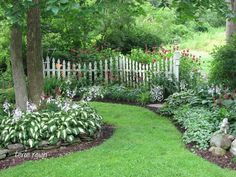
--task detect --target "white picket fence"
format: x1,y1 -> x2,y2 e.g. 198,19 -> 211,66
43,51 -> 181,87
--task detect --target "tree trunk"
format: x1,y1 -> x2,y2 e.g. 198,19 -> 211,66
27,0 -> 44,105
10,24 -> 28,110
226,0 -> 236,41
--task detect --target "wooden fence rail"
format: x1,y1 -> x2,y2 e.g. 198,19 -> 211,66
43,51 -> 181,87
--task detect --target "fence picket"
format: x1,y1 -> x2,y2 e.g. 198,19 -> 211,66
105,60 -> 108,84
115,57 -> 119,82
109,58 -> 113,84
89,62 -> 92,84
67,61 -> 71,77
52,58 -> 56,77
99,60 -> 103,81
94,61 -> 97,84
123,57 -> 126,84
78,63 -> 81,79
46,56 -> 50,77
56,59 -> 61,79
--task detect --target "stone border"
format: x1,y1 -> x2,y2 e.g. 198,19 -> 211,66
0,124 -> 114,170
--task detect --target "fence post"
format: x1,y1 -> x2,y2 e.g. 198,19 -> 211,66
42,58 -> 45,78
173,51 -> 181,82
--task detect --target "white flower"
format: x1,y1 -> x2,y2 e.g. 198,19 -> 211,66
13,108 -> 22,121
46,97 -> 53,103
27,101 -> 37,113
62,102 -> 71,112
72,103 -> 80,109
3,100 -> 11,116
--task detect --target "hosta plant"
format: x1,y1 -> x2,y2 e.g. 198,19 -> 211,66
0,98 -> 103,148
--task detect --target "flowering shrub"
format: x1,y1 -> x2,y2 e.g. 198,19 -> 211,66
0,96 -> 103,148
79,86 -> 104,102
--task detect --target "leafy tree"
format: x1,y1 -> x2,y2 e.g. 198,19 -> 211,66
156,0 -> 236,40
0,0 -> 79,108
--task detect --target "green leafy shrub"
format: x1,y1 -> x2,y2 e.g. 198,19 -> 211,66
102,84 -> 150,104
44,77 -> 62,96
97,27 -> 162,54
0,88 -> 15,104
179,54 -> 202,89
159,90 -> 201,116
173,106 -> 224,150
137,92 -> 151,105
0,100 -> 103,148
151,73 -> 179,99
210,36 -> 236,89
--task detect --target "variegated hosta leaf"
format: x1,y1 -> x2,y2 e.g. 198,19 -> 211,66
61,129 -> 67,140
67,135 -> 74,143
49,125 -> 57,133
28,139 -> 34,148
78,127 -> 85,134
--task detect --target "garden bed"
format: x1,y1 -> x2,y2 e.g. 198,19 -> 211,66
169,117 -> 236,170
0,124 -> 114,170
142,103 -> 236,170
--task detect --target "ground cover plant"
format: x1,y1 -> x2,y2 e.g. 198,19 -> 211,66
159,85 -> 236,150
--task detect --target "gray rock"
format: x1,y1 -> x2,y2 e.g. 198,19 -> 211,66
210,133 -> 232,150
209,147 -> 226,156
0,149 -> 9,160
227,135 -> 235,141
7,143 -> 24,151
42,145 -> 59,150
230,139 -> 236,156
0,153 -> 6,160
0,149 -> 9,155
7,144 -> 25,156
39,141 -> 50,147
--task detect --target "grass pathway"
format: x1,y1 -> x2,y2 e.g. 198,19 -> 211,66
0,102 -> 236,177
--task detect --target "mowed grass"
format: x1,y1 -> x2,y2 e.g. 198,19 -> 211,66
0,102 -> 236,177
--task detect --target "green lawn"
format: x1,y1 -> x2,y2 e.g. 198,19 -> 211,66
0,102 -> 235,177
180,27 -> 226,74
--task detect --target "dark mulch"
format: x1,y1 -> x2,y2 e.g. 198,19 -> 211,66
0,124 -> 114,170
187,144 -> 236,170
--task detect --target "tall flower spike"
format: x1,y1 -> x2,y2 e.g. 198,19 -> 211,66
3,100 -> 11,116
